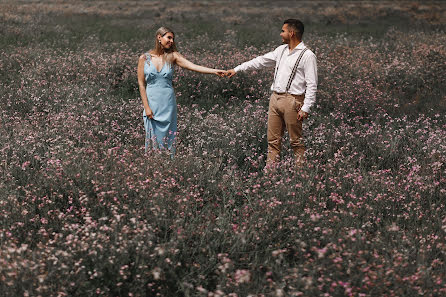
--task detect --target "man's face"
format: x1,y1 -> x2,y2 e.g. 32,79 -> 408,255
280,24 -> 293,44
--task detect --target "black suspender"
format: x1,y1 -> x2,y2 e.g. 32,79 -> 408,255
273,46 -> 308,93
273,46 -> 287,89
286,48 -> 307,92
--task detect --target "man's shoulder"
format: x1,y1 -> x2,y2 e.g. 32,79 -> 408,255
303,47 -> 316,59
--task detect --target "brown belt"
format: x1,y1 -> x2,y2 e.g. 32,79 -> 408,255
273,91 -> 304,98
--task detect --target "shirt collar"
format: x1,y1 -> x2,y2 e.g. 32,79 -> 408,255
294,41 -> 305,51
289,41 -> 305,53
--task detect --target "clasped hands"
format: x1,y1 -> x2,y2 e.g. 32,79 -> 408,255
214,69 -> 236,78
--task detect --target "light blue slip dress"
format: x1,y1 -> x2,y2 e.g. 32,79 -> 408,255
143,53 -> 177,155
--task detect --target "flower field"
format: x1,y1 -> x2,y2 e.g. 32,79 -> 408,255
1,1 -> 445,296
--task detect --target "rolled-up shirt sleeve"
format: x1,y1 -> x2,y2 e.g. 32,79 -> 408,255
234,49 -> 277,72
301,52 -> 318,114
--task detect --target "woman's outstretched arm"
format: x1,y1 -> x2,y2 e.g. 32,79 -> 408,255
174,52 -> 226,77
137,54 -> 153,119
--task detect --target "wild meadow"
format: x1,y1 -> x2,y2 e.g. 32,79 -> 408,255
1,1 -> 445,296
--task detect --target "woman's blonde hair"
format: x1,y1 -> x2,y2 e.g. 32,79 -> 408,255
150,26 -> 177,65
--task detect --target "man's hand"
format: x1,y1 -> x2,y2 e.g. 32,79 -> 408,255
297,110 -> 308,121
226,69 -> 236,78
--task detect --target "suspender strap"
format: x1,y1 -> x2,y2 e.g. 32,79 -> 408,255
286,47 -> 307,92
273,46 -> 287,90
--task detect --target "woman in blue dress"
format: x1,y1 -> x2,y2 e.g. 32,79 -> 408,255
137,26 -> 226,155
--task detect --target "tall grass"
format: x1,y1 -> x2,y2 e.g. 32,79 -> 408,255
1,1 -> 445,296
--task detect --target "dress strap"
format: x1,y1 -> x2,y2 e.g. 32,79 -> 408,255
144,53 -> 151,65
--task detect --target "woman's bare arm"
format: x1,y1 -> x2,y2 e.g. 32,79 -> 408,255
137,54 -> 153,118
174,52 -> 226,76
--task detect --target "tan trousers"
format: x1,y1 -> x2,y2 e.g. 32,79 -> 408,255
267,92 -> 305,167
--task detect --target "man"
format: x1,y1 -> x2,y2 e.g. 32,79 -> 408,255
227,19 -> 317,168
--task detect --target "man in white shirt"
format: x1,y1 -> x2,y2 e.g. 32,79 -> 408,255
226,19 -> 318,168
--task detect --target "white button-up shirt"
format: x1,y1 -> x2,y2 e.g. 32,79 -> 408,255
234,42 -> 317,113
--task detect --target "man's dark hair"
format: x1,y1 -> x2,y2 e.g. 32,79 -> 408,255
284,19 -> 304,39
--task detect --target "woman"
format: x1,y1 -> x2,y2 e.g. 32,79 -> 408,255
137,26 -> 226,154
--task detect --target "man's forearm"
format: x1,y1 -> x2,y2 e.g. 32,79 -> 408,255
234,51 -> 276,72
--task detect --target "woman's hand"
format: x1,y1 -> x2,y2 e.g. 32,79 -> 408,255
145,107 -> 154,119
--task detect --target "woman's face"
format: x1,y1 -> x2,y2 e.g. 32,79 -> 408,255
158,32 -> 174,49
